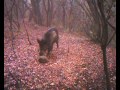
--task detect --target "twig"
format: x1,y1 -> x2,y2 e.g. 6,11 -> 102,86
106,30 -> 116,46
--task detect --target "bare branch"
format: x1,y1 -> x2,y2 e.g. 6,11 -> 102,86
107,30 -> 116,46
107,20 -> 116,30
106,1 -> 114,20
75,0 -> 93,22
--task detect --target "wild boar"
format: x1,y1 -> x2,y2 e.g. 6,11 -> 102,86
37,27 -> 59,56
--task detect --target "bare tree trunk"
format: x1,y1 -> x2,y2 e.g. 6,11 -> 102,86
28,8 -> 33,22
31,0 -> 42,25
47,0 -> 50,26
42,0 -> 47,26
68,0 -> 73,31
36,0 -> 42,25
50,0 -> 53,25
7,0 -> 17,58
85,0 -> 112,89
23,19 -> 32,45
15,0 -> 32,45
43,0 -> 53,27
14,0 -> 20,30
101,47 -> 111,90
98,1 -> 111,89
62,5 -> 66,28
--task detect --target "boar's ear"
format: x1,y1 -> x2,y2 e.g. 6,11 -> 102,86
37,38 -> 40,43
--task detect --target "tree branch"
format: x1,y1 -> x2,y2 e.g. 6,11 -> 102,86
106,30 -> 116,46
107,20 -> 116,30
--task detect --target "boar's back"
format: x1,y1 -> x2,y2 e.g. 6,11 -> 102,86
44,28 -> 58,43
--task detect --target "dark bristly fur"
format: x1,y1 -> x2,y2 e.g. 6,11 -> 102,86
37,27 -> 59,56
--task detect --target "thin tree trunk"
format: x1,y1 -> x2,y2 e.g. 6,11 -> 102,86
68,0 -> 73,31
62,5 -> 66,28
15,1 -> 32,45
9,0 -> 17,59
47,0 -> 50,26
23,19 -> 32,45
102,47 -> 111,90
31,0 -> 42,25
50,0 -> 53,25
36,0 -> 42,25
42,0 -> 48,26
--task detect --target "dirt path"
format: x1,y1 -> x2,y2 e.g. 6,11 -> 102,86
4,24 -> 116,89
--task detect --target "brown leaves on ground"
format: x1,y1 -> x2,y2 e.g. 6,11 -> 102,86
4,22 -> 116,89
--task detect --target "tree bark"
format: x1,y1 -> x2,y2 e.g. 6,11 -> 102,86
85,0 -> 112,89
47,0 -> 50,26
62,5 -> 66,28
43,0 -> 53,26
101,47 -> 111,90
31,0 -> 42,25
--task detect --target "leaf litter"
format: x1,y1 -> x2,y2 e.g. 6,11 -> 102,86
4,22 -> 116,89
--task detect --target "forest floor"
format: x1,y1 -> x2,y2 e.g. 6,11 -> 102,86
4,22 -> 116,90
